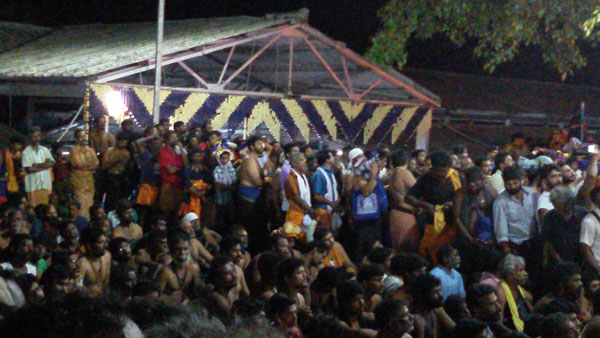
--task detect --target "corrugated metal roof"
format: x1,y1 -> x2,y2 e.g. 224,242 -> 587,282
0,10 -> 307,79
0,22 -> 51,53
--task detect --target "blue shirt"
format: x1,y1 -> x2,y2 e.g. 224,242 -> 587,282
430,266 -> 466,301
311,166 -> 335,210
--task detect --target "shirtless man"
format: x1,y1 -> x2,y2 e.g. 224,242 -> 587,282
179,219 -> 213,267
156,229 -> 201,303
112,200 -> 143,242
220,237 -> 250,298
90,115 -> 115,158
206,257 -> 239,323
239,135 -> 266,254
389,151 -> 418,252
134,229 -> 170,277
78,227 -> 111,296
277,257 -> 309,310
101,132 -> 131,211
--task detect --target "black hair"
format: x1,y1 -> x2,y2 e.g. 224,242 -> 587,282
465,167 -> 484,184
313,227 -> 331,242
474,157 -> 489,168
9,135 -> 25,145
437,244 -> 456,267
541,313 -> 570,338
246,135 -> 262,149
167,228 -> 190,245
209,130 -> 222,137
544,298 -> 578,315
283,142 -> 300,156
444,295 -> 467,324
466,283 -> 496,312
116,131 -> 129,141
390,253 -> 428,276
357,264 -> 385,284
451,144 -> 467,155
374,299 -> 405,330
257,252 -> 283,286
367,247 -> 393,265
336,280 -> 364,306
219,236 -> 241,255
277,258 -> 305,287
550,262 -> 581,293
81,227 -> 104,246
315,149 -> 332,166
412,149 -> 426,158
132,279 -> 162,298
539,164 -> 561,180
502,165 -> 522,182
235,297 -> 265,319
391,150 -> 409,167
115,198 -> 132,216
148,229 -> 168,243
173,121 -> 185,129
108,237 -> 129,257
267,293 -> 296,318
310,267 -> 340,293
429,151 -> 452,168
305,240 -> 329,254
494,152 -> 510,169
208,256 -> 232,285
410,274 -> 441,303
453,318 -> 487,338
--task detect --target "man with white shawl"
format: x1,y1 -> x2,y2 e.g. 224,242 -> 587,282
311,149 -> 342,232
283,152 -> 317,242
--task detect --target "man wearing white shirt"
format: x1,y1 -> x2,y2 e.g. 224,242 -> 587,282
493,166 -> 538,256
580,187 -> 600,275
488,152 -> 514,194
21,127 -> 55,207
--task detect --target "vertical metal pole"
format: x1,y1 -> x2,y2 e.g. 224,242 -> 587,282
581,101 -> 585,141
153,0 -> 165,125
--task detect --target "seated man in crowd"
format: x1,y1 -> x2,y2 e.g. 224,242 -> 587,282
78,227 -> 111,297
495,254 -> 534,332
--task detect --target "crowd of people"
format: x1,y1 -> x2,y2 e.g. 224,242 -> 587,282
0,117 -> 598,338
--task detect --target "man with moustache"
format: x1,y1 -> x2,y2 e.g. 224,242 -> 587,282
284,152 -> 317,240
410,274 -> 446,338
156,229 -> 201,303
495,254 -> 533,332
374,299 -> 415,338
537,164 -> 563,224
206,257 -> 240,323
493,166 -> 538,257
467,283 -> 513,337
239,135 -> 266,254
111,200 -> 143,242
277,257 -> 309,310
158,131 -> 186,216
78,227 -> 111,296
534,263 -> 585,317
22,127 -> 55,207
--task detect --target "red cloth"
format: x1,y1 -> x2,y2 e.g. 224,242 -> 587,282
158,146 -> 184,190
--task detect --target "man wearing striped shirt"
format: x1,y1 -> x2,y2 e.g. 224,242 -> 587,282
21,127 -> 55,207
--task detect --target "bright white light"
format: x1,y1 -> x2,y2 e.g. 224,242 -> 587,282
105,90 -> 127,122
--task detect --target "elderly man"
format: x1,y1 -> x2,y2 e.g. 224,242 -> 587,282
284,152 -> 316,241
22,127 -> 55,207
494,254 -> 533,333
541,186 -> 586,266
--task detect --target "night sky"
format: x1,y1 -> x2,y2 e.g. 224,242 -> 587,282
2,0 -> 600,87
